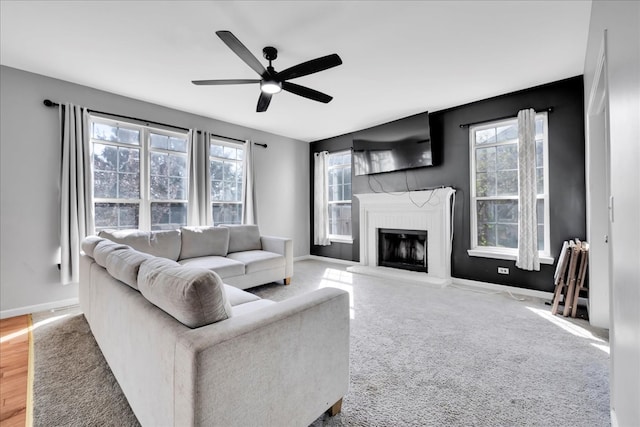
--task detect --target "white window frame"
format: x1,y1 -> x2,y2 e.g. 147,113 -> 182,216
209,138 -> 245,225
327,150 -> 353,243
468,112 -> 553,264
89,115 -> 189,231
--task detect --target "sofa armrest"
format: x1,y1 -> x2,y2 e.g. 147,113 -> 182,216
261,235 -> 293,279
174,287 -> 350,426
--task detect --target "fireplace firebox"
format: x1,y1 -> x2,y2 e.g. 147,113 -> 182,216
377,228 -> 428,273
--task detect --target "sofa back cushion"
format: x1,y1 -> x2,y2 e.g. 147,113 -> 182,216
93,240 -> 130,267
81,236 -> 104,257
179,226 -> 229,260
99,229 -> 181,261
105,248 -> 154,290
221,225 -> 262,253
138,259 -> 232,328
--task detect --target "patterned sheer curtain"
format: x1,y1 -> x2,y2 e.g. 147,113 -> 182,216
314,151 -> 330,246
187,130 -> 212,226
242,140 -> 256,225
516,108 -> 540,271
60,103 -> 94,285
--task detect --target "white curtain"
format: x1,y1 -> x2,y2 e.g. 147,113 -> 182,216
242,140 -> 256,225
516,108 -> 540,271
187,130 -> 212,226
60,103 -> 93,285
314,151 -> 331,246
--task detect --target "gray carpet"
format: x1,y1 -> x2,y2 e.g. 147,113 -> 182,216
32,259 -> 610,426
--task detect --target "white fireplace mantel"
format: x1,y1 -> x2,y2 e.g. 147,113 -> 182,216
347,187 -> 456,286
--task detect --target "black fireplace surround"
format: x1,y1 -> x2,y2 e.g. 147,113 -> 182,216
377,228 -> 428,273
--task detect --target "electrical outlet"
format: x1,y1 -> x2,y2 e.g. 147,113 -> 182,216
498,267 -> 509,275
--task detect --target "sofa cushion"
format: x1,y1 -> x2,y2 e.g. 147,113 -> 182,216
137,257 -> 181,278
221,225 -> 262,253
232,299 -> 276,317
99,229 -> 182,261
178,256 -> 245,279
105,248 -> 153,290
81,236 -> 103,257
179,226 -> 229,260
93,240 -> 130,268
226,250 -> 285,274
223,284 -> 261,307
137,260 -> 232,328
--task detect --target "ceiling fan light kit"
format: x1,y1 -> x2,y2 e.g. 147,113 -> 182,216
192,30 -> 342,112
260,80 -> 282,94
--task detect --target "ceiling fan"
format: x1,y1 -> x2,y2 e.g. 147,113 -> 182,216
192,31 -> 342,112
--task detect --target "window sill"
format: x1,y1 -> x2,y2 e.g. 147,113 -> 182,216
329,237 -> 353,244
467,248 -> 554,265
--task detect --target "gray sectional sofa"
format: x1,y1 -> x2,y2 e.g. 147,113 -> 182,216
79,225 -> 350,426
97,225 -> 294,290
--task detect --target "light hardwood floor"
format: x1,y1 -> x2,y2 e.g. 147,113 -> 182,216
0,315 -> 31,427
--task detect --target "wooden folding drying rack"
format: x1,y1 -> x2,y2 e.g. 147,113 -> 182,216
551,239 -> 589,317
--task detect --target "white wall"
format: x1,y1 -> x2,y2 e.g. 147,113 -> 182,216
584,2 -> 640,426
0,65 -> 310,317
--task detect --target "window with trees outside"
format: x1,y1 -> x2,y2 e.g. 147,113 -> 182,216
210,140 -> 244,224
91,116 -> 188,232
327,151 -> 352,241
469,112 -> 550,260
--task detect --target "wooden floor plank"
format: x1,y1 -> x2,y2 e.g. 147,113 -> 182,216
0,314 -> 31,427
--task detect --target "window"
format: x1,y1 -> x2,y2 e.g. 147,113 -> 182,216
469,113 -> 552,262
209,139 -> 244,224
91,116 -> 188,232
327,151 -> 352,241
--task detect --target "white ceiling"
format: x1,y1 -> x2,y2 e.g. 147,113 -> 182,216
0,1 -> 591,142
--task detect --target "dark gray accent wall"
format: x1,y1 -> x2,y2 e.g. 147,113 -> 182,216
310,76 -> 586,293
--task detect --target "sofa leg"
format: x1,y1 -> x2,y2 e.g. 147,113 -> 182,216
284,277 -> 291,285
326,398 -> 342,416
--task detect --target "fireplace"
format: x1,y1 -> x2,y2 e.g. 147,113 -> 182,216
378,228 -> 427,273
347,187 -> 455,286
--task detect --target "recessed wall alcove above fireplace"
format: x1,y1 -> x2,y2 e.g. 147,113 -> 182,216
347,187 -> 456,286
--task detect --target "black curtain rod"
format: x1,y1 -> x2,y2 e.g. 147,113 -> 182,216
43,99 -> 267,148
459,107 -> 554,129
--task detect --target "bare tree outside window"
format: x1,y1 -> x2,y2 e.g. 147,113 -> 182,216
327,151 -> 352,239
210,140 -> 244,225
90,117 -> 188,232
470,114 -> 549,254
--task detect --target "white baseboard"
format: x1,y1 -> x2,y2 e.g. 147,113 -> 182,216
610,408 -> 618,427
297,257 -> 555,299
451,278 -> 554,300
0,298 -> 79,319
295,255 -> 358,266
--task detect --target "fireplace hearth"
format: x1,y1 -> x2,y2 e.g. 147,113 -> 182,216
378,228 -> 427,273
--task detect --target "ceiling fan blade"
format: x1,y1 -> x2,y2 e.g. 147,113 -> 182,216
282,82 -> 333,103
257,92 -> 272,112
277,54 -> 342,81
191,79 -> 261,85
216,30 -> 269,78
